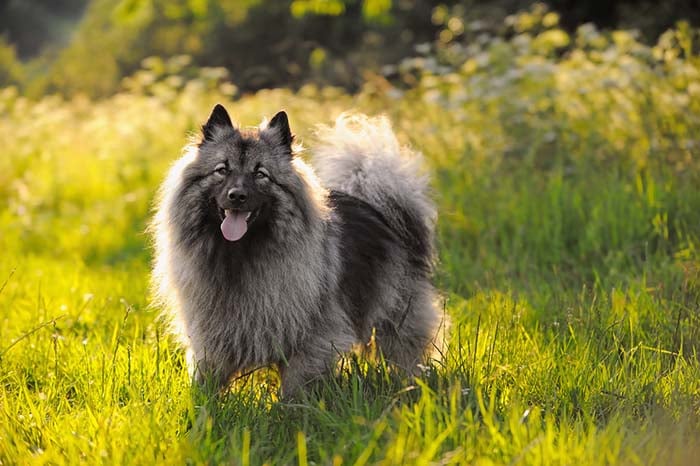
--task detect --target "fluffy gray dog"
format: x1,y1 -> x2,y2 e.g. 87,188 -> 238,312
151,105 -> 439,396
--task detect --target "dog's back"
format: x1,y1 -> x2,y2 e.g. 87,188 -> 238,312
313,114 -> 440,373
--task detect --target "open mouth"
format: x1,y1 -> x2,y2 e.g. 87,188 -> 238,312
218,208 -> 259,242
218,208 -> 259,224
218,208 -> 251,222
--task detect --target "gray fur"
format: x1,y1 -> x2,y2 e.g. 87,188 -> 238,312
151,108 -> 440,396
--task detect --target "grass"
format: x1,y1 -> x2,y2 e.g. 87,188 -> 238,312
1,21 -> 700,465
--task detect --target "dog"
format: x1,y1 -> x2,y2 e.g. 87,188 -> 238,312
151,105 -> 439,396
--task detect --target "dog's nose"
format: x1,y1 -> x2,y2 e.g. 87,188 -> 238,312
227,188 -> 247,203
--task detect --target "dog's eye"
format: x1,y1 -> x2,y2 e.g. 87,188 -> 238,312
214,163 -> 228,176
254,167 -> 269,179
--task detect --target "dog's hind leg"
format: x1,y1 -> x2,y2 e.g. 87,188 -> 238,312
373,290 -> 440,375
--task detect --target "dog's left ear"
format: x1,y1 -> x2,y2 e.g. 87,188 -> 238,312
201,104 -> 235,143
264,111 -> 294,156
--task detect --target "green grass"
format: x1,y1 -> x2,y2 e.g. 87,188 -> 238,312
1,22 -> 700,465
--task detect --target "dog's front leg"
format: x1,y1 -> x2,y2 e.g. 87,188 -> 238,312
279,332 -> 354,399
188,350 -> 233,393
279,350 -> 333,398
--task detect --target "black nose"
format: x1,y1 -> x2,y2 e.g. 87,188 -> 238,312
227,188 -> 247,203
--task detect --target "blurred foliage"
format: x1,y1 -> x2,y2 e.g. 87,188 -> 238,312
0,0 -> 88,58
397,3 -> 700,176
0,37 -> 24,86
1,0 -> 700,98
1,0 -> 439,97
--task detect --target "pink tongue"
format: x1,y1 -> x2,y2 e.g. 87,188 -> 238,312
221,210 -> 248,241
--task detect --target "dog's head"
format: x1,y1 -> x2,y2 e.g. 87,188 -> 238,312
186,104 -> 299,242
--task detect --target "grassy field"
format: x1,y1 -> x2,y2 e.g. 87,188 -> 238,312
1,22 -> 700,465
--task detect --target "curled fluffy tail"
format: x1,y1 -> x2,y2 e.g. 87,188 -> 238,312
313,113 -> 436,258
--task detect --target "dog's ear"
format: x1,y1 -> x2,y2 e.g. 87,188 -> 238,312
264,110 -> 294,156
201,104 -> 234,142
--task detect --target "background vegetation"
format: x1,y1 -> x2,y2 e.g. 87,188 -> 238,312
1,1 -> 699,464
2,0 -> 700,97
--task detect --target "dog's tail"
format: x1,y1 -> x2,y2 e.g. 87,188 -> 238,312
313,113 -> 436,259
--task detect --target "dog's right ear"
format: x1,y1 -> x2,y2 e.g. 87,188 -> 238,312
201,104 -> 235,142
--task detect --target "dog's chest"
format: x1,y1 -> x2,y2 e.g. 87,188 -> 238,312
193,253 -> 324,364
